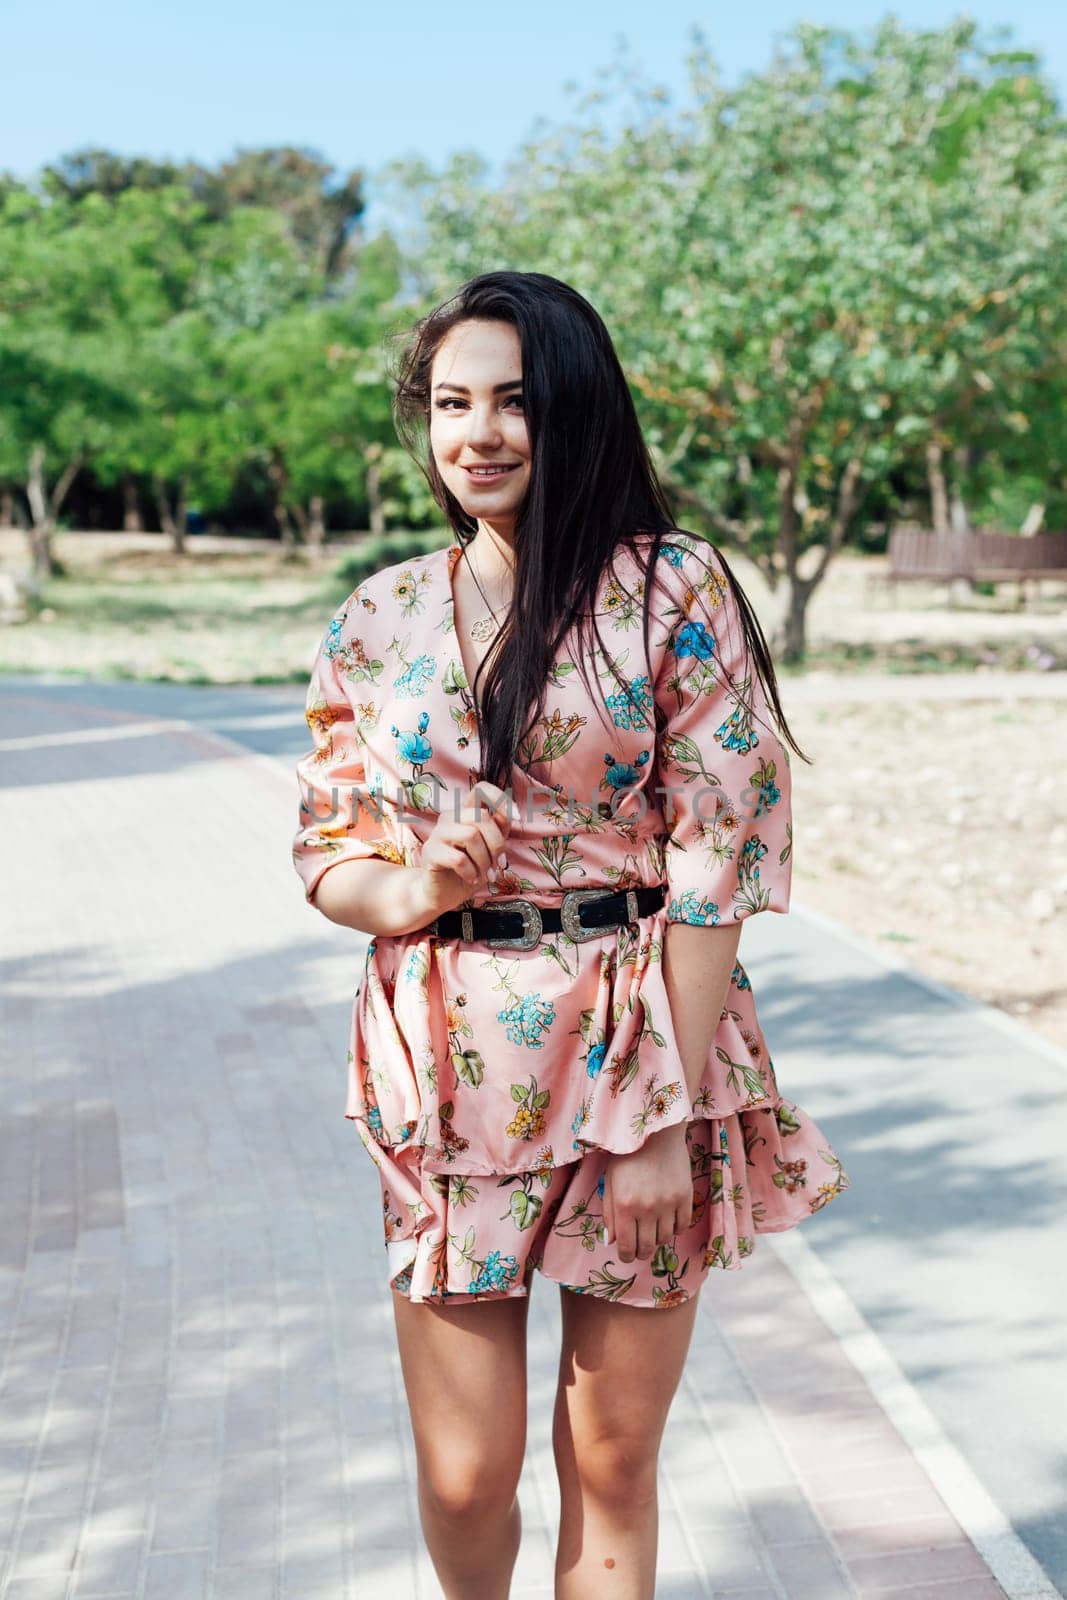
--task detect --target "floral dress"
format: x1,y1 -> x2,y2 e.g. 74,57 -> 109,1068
292,532 -> 848,1307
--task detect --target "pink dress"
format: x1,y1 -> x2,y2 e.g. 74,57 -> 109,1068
292,532 -> 848,1307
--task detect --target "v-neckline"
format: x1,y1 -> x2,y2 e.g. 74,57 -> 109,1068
442,541 -> 507,713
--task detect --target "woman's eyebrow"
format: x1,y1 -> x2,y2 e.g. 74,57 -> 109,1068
432,380 -> 524,394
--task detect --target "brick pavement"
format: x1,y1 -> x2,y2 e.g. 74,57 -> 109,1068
0,692 -> 1020,1599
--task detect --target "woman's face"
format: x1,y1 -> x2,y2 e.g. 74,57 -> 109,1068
429,318 -> 531,534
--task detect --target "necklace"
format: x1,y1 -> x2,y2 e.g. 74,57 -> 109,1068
463,539 -> 513,642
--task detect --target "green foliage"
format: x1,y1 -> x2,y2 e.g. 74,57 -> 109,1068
333,529 -> 449,591
1,26 -> 1065,663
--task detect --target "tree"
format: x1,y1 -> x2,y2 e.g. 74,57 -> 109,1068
385,17 -> 1067,660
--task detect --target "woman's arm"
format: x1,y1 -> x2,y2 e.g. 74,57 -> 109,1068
311,859 -> 436,938
661,920 -> 742,1113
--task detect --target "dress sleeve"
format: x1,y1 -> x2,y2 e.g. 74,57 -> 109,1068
292,600 -> 397,905
650,537 -> 793,925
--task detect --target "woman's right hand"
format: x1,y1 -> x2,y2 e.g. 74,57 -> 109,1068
414,781 -> 513,918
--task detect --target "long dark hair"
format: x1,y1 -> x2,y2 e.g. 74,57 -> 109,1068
390,270 -> 809,789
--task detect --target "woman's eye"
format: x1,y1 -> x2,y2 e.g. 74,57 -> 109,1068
434,396 -> 524,411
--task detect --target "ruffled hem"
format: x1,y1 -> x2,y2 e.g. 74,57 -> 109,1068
353,1101 -> 849,1307
347,907 -> 792,1176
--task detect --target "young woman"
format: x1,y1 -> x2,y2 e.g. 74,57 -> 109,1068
292,271 -> 848,1599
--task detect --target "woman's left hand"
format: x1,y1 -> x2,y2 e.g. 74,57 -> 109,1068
601,1123 -> 693,1264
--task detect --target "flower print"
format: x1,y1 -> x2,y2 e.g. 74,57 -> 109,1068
335,635 -> 384,686
391,710 -> 433,770
600,750 -> 651,807
630,1075 -> 683,1138
393,653 -> 437,698
772,1156 -> 809,1194
323,615 -> 345,659
391,566 -> 433,618
809,1151 -> 850,1212
467,1247 -> 521,1294
734,834 -> 771,915
505,1075 -> 551,1141
533,1146 -> 555,1178
716,678 -> 760,755
605,675 -> 653,731
436,1099 -> 471,1163
675,618 -> 717,663
749,755 -> 781,819
659,543 -> 687,569
666,888 -> 721,926
571,1098 -> 592,1153
731,960 -> 752,991
586,1041 -> 607,1080
525,707 -> 589,764
497,992 -> 556,1050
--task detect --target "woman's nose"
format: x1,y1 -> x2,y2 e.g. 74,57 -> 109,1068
465,405 -> 503,447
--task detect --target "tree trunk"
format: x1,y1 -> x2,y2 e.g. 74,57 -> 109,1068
307,494 -> 326,553
153,475 -> 188,554
947,443 -> 974,605
0,490 -> 15,528
123,473 -> 144,532
267,449 -> 295,547
926,438 -> 950,534
24,442 -> 79,580
367,456 -> 386,537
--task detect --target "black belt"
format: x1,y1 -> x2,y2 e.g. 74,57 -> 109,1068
428,885 -> 667,949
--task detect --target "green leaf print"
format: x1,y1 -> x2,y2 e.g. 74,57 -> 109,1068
508,1188 -> 544,1231
453,1049 -> 485,1088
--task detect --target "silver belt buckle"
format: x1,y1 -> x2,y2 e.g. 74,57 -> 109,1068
485,898 -> 543,949
561,888 -> 617,943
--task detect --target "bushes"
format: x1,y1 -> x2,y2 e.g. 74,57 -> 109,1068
332,528 -> 449,591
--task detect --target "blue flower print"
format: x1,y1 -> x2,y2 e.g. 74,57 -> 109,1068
739,837 -> 768,873
605,674 -> 653,731
596,1173 -> 606,1199
498,993 -> 556,1049
666,889 -> 722,926
601,750 -> 651,796
754,774 -> 781,817
731,960 -> 751,991
717,703 -> 759,755
659,544 -> 687,569
586,1042 -> 607,1080
323,616 -> 345,659
391,710 -> 432,769
468,1248 -> 520,1294
675,619 -> 716,663
366,1105 -> 384,1137
394,654 -> 436,698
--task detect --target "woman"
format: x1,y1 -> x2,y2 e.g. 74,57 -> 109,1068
292,271 -> 848,1598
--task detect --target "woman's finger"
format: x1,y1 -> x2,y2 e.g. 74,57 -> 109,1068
600,1182 -> 613,1247
634,1214 -> 657,1261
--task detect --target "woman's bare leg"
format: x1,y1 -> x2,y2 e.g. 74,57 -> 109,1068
392,1287 -> 532,1600
552,1286 -> 701,1599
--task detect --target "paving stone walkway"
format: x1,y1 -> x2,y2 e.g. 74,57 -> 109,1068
0,686 -> 1044,1598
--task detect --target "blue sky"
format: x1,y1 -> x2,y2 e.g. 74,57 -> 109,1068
2,2 -> 1063,234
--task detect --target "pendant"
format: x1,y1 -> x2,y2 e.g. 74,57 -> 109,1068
470,614 -> 497,642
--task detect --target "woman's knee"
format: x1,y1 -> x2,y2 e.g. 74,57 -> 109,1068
556,1425 -> 659,1508
417,1449 -> 524,1524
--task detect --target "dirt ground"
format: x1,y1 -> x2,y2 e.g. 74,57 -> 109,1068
3,529 -> 1066,1053
781,687 -> 1067,1055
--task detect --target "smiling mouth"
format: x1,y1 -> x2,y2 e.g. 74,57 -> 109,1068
463,464 -> 519,478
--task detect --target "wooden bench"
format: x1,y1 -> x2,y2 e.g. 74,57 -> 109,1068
882,524 -> 1067,601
